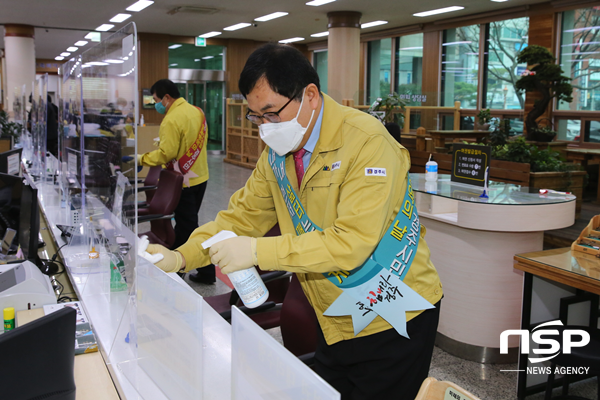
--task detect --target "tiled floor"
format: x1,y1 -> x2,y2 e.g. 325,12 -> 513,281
174,154 -> 597,400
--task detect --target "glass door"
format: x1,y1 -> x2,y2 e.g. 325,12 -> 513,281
175,81 -> 224,152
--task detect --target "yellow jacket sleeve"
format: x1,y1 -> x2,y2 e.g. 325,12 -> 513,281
177,151 -> 279,270
139,117 -> 180,166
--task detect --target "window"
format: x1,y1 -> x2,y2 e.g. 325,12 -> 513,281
441,25 -> 480,109
394,33 -> 424,106
559,7 -> 600,111
367,38 -> 392,105
313,50 -> 328,95
168,44 -> 224,70
485,17 -> 529,110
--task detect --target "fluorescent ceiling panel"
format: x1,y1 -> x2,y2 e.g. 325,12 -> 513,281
255,12 -> 288,22
126,0 -> 154,12
413,6 -> 464,17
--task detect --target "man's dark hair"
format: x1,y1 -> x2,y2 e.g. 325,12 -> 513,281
150,79 -> 181,100
239,43 -> 320,101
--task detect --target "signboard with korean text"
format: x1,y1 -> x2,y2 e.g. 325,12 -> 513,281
451,143 -> 491,187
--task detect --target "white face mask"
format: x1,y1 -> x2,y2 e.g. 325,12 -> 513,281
259,88 -> 315,156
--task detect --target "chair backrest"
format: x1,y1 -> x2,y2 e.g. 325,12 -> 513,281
146,169 -> 183,248
148,169 -> 183,216
415,377 -> 481,400
280,274 -> 319,357
144,166 -> 162,203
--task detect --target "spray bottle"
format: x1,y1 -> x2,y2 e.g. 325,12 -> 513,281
202,231 -> 269,309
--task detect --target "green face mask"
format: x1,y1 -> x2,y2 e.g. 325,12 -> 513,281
155,98 -> 167,114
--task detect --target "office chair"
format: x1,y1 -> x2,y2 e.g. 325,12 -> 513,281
280,273 -> 318,363
544,326 -> 600,400
137,169 -> 183,249
137,165 -> 162,205
415,377 -> 481,400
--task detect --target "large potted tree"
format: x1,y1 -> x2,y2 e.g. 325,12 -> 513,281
515,45 -> 573,142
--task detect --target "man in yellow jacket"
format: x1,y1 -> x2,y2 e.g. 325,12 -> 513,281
140,79 -> 212,282
148,44 -> 442,399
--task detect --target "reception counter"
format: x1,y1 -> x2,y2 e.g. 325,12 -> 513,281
411,173 -> 576,363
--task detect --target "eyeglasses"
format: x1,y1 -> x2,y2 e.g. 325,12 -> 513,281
245,95 -> 296,125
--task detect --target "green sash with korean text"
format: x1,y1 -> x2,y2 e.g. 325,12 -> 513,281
268,149 -> 433,338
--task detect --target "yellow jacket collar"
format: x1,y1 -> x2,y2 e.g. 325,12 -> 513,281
313,94 -> 344,154
166,97 -> 186,115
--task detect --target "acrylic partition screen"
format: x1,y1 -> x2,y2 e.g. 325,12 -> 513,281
77,22 -> 138,293
231,307 -> 340,400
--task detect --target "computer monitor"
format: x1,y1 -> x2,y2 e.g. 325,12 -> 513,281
0,307 -> 76,400
0,173 -> 40,263
0,148 -> 23,175
19,175 -> 40,263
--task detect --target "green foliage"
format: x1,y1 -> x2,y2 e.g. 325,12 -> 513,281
489,119 -> 511,147
491,136 -> 581,172
477,108 -> 492,125
0,110 -> 23,142
453,81 -> 478,106
369,92 -> 407,125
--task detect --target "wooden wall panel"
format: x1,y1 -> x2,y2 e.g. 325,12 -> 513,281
421,30 -> 441,130
225,39 -> 264,97
138,33 -> 170,125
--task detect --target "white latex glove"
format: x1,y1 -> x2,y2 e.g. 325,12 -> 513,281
209,236 -> 257,275
137,235 -> 164,264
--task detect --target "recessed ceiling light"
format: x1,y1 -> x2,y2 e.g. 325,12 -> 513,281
55,56 -> 65,61
110,14 -> 132,23
104,59 -> 125,64
86,61 -> 109,66
84,32 -> 101,42
168,44 -> 182,49
194,59 -> 201,62
224,23 -> 252,31
255,12 -> 288,22
310,31 -> 329,37
306,0 -> 335,6
126,0 -> 154,12
202,56 -> 214,59
60,52 -> 71,57
169,63 -> 178,66
66,47 -> 78,52
413,6 -> 464,17
95,24 -> 114,32
279,37 -> 304,43
361,21 -> 388,29
199,31 -> 221,38
74,41 -> 88,46
491,0 -> 508,2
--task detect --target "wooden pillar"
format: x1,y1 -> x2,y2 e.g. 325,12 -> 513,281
421,31 -> 442,131
327,11 -> 361,104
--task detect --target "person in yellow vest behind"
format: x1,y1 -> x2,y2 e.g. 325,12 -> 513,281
146,45 -> 443,399
137,79 -> 213,283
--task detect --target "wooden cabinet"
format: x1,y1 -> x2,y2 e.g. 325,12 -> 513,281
224,98 -> 265,169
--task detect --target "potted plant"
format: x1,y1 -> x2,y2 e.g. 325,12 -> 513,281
515,45 -> 573,142
0,110 -> 23,144
368,93 -> 407,144
476,109 -> 492,131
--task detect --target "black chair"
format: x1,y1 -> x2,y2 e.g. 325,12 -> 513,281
544,326 -> 600,400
